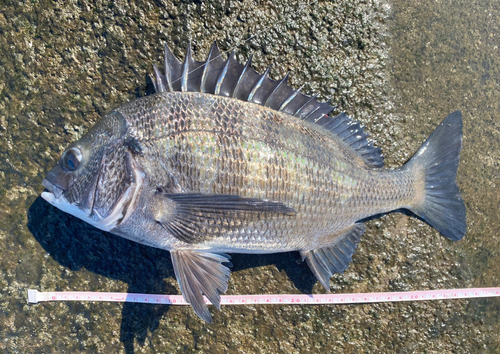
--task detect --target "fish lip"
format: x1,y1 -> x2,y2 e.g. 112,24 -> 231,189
42,178 -> 64,199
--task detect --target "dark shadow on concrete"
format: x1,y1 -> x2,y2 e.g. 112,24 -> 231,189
28,197 -> 175,353
231,252 -> 317,294
27,196 -> 318,353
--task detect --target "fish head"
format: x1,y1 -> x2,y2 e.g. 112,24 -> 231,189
41,111 -> 143,232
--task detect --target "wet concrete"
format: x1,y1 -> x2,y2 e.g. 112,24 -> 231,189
0,0 -> 498,352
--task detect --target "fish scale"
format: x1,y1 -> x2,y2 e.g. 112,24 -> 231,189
41,42 -> 466,322
116,91 -> 418,252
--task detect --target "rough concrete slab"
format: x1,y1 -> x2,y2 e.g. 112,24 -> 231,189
0,0 -> 498,352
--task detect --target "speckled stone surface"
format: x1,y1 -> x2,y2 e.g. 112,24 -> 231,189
0,0 -> 499,352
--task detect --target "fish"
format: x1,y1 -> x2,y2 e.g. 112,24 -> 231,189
41,42 -> 466,323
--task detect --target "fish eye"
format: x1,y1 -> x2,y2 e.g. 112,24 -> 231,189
61,147 -> 83,172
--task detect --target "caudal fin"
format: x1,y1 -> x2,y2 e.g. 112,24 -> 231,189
406,111 -> 466,241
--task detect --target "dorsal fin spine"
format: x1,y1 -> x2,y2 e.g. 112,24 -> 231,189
304,105 -> 322,121
279,84 -> 304,112
233,55 -> 253,98
181,44 -> 192,92
200,43 -> 217,93
215,54 -> 231,95
163,44 -> 177,92
150,74 -> 158,92
264,72 -> 289,107
248,65 -> 271,102
295,94 -> 318,118
152,64 -> 165,93
336,124 -> 352,135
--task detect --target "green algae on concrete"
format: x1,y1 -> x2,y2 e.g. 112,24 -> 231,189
0,0 -> 499,352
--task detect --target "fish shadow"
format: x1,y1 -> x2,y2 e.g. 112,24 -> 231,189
28,197 -> 174,352
27,196 -> 316,352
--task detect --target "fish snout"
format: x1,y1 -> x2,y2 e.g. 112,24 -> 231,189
41,178 -> 64,199
41,163 -> 75,199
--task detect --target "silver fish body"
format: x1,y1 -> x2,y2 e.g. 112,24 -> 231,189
41,43 -> 466,322
112,91 -> 416,252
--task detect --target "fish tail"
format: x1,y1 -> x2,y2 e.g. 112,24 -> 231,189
405,111 -> 466,241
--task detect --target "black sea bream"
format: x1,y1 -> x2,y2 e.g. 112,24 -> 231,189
41,43 -> 466,322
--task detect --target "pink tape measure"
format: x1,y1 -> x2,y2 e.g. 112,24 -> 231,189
27,287 -> 500,306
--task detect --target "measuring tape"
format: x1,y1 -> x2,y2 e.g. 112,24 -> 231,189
27,288 -> 500,306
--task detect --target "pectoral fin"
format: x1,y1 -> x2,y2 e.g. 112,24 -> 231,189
170,250 -> 231,323
300,223 -> 366,290
154,193 -> 296,244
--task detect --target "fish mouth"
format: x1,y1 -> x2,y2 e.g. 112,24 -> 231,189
41,178 -> 64,199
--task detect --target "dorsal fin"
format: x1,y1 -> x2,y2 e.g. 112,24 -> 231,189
150,42 -> 384,168
313,113 -> 384,168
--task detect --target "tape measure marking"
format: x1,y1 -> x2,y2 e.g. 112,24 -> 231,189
27,288 -> 500,306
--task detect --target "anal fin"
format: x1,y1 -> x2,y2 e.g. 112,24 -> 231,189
300,223 -> 366,290
170,250 -> 231,323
